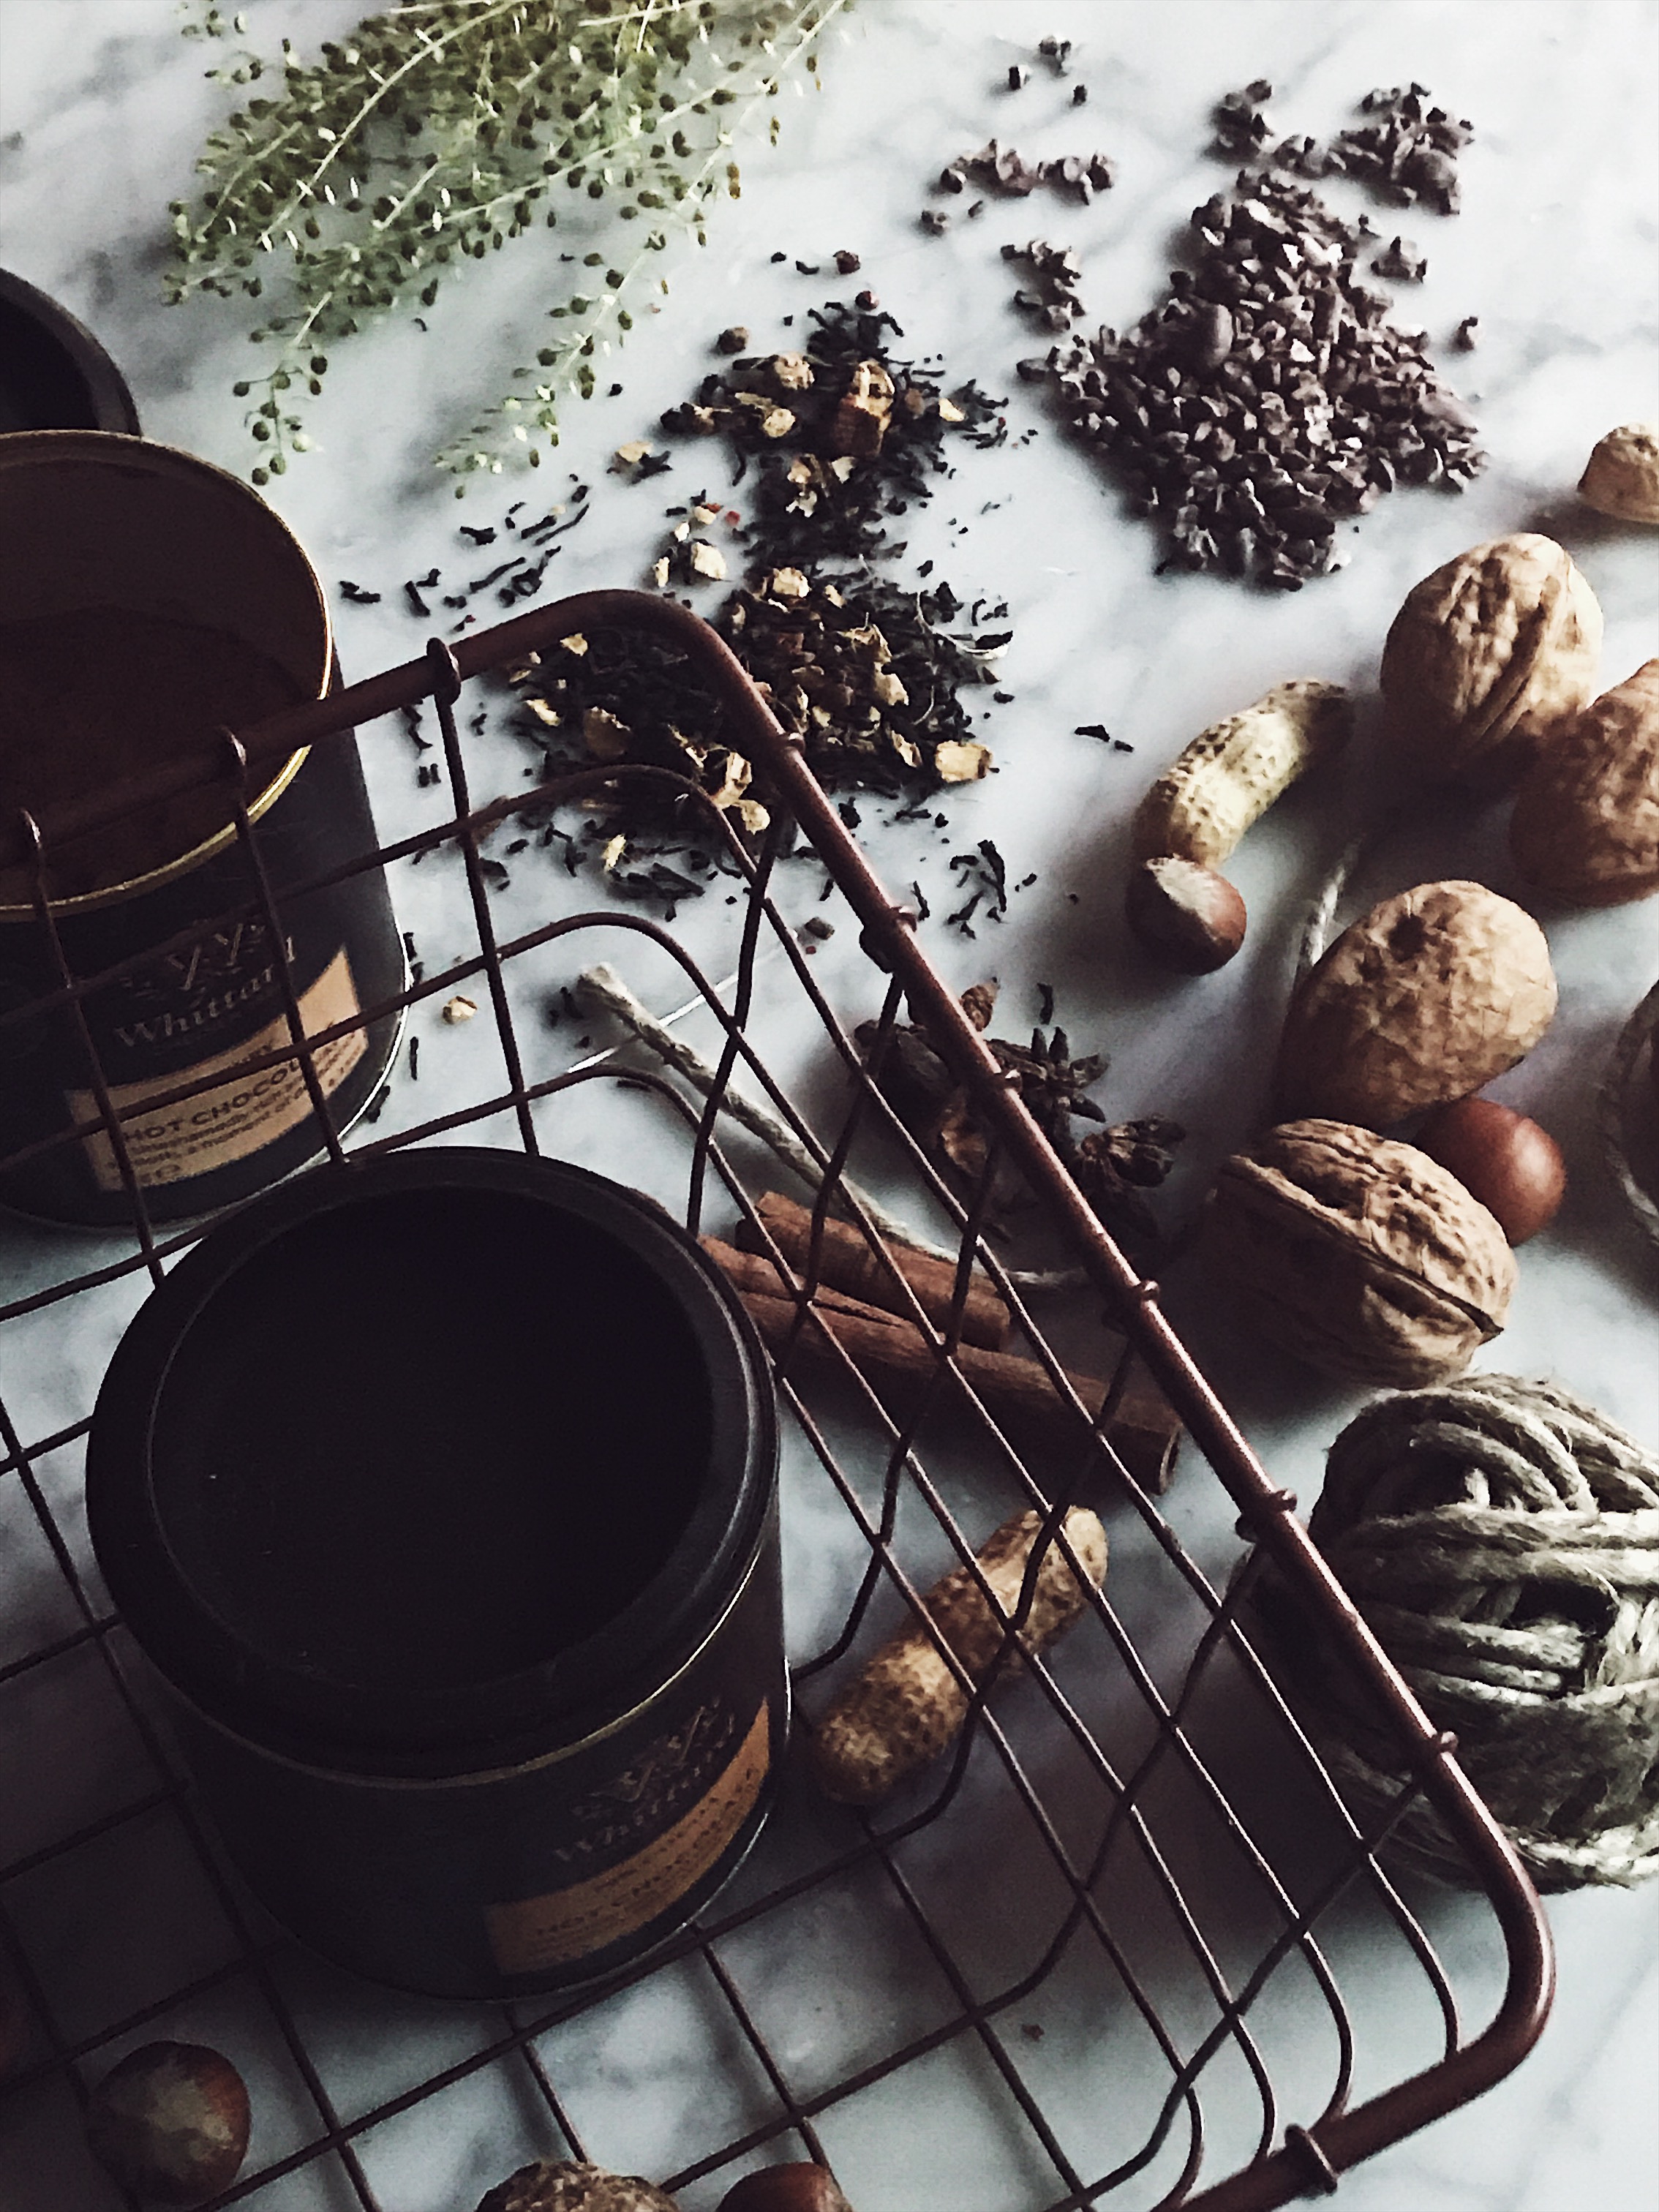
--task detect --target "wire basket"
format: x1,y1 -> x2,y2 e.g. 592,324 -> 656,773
0,593 -> 1551,2212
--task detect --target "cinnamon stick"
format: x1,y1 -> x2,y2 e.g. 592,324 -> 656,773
704,1237 -> 1181,1489
734,1188 -> 1011,1350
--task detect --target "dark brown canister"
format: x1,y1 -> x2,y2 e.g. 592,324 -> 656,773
0,266 -> 141,434
0,432 -> 401,1227
86,1147 -> 785,1999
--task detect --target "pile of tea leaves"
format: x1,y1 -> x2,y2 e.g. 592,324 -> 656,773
505,298 -> 1017,910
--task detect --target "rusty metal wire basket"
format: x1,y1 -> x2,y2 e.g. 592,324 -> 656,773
0,593 -> 1551,2211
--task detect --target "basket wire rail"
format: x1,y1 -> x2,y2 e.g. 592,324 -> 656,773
0,592 -> 1552,2211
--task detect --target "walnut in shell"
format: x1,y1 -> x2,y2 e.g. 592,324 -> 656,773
1203,1120 -> 1516,1387
1380,534 -> 1603,788
1511,660 -> 1659,906
1578,422 -> 1659,524
475,2162 -> 680,2212
1276,881 -> 1557,1127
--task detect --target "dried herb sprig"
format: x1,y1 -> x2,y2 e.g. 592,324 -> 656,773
166,0 -> 849,487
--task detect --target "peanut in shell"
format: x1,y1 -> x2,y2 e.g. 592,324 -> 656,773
810,1505 -> 1106,1805
1275,881 -> 1557,1128
1131,679 -> 1353,868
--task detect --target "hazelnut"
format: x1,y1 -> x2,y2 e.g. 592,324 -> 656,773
717,2166 -> 854,2212
1125,857 -> 1247,972
1414,1098 -> 1565,1244
85,2042 -> 250,2206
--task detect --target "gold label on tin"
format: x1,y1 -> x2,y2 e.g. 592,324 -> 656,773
66,948 -> 366,1190
485,1703 -> 770,1974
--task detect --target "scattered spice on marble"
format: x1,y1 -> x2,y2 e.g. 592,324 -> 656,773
944,143 -> 1116,206
1212,80 -> 1472,212
339,579 -> 381,604
1453,315 -> 1480,349
1372,236 -> 1428,282
658,301 -> 1006,565
857,983 -> 1185,1242
1005,239 -> 1086,335
945,840 -> 1010,934
347,301 -> 1015,918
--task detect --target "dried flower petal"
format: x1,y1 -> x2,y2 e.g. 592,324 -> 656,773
935,739 -> 993,781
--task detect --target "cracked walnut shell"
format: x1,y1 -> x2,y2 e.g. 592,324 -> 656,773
1203,1120 -> 1516,1388
1275,881 -> 1557,1127
1380,533 -> 1603,788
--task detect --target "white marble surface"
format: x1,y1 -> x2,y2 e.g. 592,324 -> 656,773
2,2 -> 1658,2208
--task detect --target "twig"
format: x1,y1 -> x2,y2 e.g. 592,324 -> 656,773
576,961 -> 1083,1289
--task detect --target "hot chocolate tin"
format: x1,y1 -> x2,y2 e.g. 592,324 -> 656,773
87,1146 -> 786,1998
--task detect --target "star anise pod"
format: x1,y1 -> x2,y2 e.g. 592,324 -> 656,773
857,987 -> 1184,1242
985,1025 -> 1108,1160
1073,1116 -> 1186,1243
1086,1114 -> 1186,1186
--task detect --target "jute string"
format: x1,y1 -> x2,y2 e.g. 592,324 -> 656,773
1252,1374 -> 1659,1888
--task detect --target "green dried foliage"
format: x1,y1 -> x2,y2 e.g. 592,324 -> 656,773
167,0 -> 849,488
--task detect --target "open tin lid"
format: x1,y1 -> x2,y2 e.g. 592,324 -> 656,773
0,266 -> 140,434
86,1147 -> 779,1773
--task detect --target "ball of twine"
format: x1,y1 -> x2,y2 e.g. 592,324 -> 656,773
1254,1374 -> 1659,1888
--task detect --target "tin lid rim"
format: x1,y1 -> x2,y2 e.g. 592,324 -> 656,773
0,266 -> 142,437
0,429 -> 331,919
86,1146 -> 778,1775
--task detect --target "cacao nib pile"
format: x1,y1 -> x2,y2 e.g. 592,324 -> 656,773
504,301 -> 1017,911
1028,83 -> 1484,588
